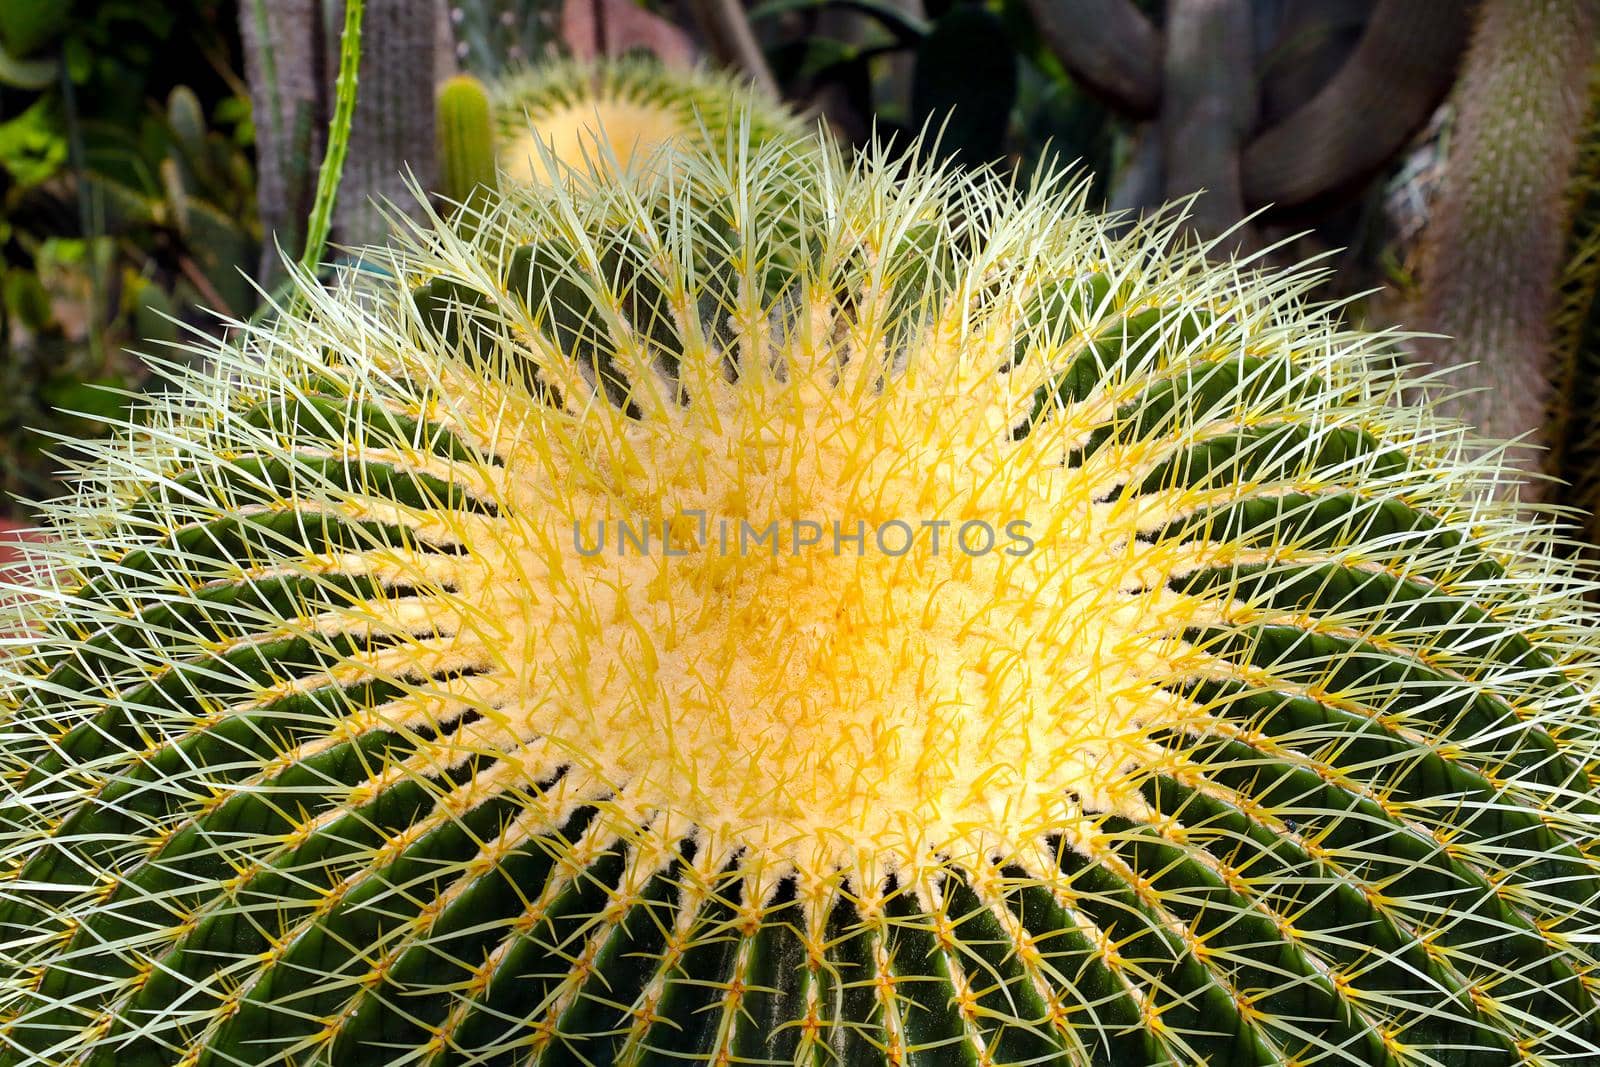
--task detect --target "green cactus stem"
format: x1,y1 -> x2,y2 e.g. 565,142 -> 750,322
436,73 -> 499,208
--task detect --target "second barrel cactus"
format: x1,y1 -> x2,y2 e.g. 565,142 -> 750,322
491,57 -> 808,183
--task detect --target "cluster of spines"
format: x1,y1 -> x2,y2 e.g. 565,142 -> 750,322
0,133 -> 1597,1066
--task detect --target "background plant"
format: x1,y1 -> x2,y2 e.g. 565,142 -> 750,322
0,0 -> 257,511
749,0 -> 1600,516
5,0 -> 1600,528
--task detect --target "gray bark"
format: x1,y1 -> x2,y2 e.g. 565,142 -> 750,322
328,0 -> 441,250
1161,0 -> 1257,251
239,0 -> 326,285
1242,0 -> 1474,211
1019,0 -> 1162,117
240,0 -> 443,281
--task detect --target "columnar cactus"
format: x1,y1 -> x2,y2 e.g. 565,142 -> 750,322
2,129 -> 1599,1066
491,57 -> 807,183
436,73 -> 499,207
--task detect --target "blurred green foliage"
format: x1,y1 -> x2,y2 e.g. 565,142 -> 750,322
449,1 -> 560,78
0,0 -> 258,514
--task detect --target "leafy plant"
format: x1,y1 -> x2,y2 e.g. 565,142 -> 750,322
0,0 -> 257,518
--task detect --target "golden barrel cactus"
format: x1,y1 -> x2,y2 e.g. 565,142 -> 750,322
2,131 -> 1599,1066
490,57 -> 807,185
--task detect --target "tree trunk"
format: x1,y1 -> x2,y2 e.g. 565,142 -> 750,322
1019,0 -> 1161,117
239,0 -> 326,286
1242,0 -> 1474,212
241,0 -> 442,283
1161,0 -> 1256,252
328,0 -> 441,250
1412,0 -> 1596,500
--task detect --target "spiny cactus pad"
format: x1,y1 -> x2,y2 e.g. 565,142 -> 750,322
3,135 -> 1600,1067
491,58 -> 806,185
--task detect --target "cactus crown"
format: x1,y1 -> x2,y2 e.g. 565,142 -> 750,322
492,57 -> 807,184
3,129 -> 1600,1065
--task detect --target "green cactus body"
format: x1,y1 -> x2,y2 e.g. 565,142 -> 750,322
2,132 -> 1599,1066
491,57 -> 808,185
436,74 -> 499,208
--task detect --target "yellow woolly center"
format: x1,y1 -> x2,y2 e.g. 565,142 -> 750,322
382,292 -> 1226,874
500,98 -> 693,184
